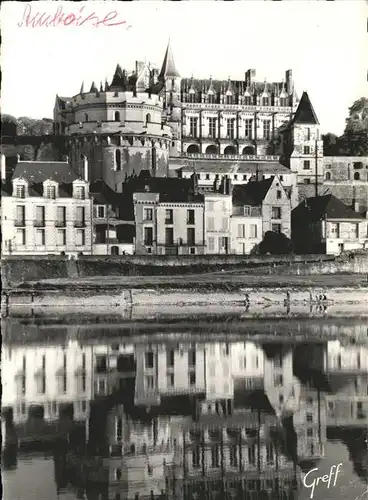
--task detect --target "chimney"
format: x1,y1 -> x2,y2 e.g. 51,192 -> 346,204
83,156 -> 89,183
1,154 -> 6,181
191,172 -> 198,194
226,177 -> 233,196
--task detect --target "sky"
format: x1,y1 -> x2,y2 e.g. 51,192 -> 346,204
1,0 -> 368,135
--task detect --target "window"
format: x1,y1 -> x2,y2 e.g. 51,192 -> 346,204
307,428 -> 314,437
45,184 -> 56,199
145,351 -> 154,368
279,394 -> 284,404
16,228 -> 26,246
226,95 -> 233,105
164,208 -> 173,224
211,446 -> 220,468
144,208 -> 153,221
248,445 -> 256,465
262,97 -> 269,107
271,207 -> 281,219
208,94 -> 215,104
272,223 -> 282,233
277,190 -> 282,199
280,97 -> 288,107
244,96 -> 252,106
304,178 -> 311,184
85,113 -> 89,122
205,174 -> 210,180
306,413 -> 313,423
188,349 -> 196,366
207,216 -> 215,230
227,118 -> 235,139
186,209 -> 195,225
209,117 -> 217,137
221,218 -> 228,231
208,236 -> 215,251
208,201 -> 214,211
304,128 -> 311,140
192,448 -> 200,468
330,223 -> 340,238
97,206 -> 105,218
144,227 -> 153,246
35,205 -> 45,226
351,223 -> 359,239
266,443 -> 274,464
354,172 -> 360,180
189,117 -> 198,138
245,119 -> 253,139
238,224 -> 245,238
304,146 -> 310,155
165,227 -> 174,245
35,229 -> 46,246
274,374 -> 283,387
76,229 -> 85,246
15,184 -> 25,198
263,120 -> 271,140
115,149 -> 121,172
274,355 -> 283,368
114,111 -> 120,122
167,350 -> 175,367
75,207 -> 85,227
230,446 -> 238,467
15,205 -> 25,226
115,469 -> 122,480
187,228 -> 195,246
167,373 -> 175,387
304,160 -> 311,170
75,186 -> 86,199
57,229 -> 66,246
353,161 -> 363,169
57,206 -> 66,226
189,372 -> 196,385
145,113 -> 151,125
145,376 -> 154,390
325,172 -> 331,180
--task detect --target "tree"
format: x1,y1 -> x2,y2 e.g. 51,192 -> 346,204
2,114 -> 18,136
322,133 -> 339,156
258,231 -> 294,255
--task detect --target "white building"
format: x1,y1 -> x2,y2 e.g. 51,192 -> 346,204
204,189 -> 232,254
1,157 -> 93,256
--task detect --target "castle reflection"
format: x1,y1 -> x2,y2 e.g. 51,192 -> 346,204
2,322 -> 368,500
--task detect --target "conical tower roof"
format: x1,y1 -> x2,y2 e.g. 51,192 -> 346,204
110,64 -> 127,90
292,91 -> 319,125
158,40 -> 180,81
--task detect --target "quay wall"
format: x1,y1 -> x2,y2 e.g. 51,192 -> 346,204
2,254 -> 368,287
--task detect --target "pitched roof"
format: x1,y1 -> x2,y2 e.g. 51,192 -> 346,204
293,194 -> 364,221
12,161 -> 79,184
90,180 -> 120,205
292,91 -> 319,125
181,78 -> 287,96
158,40 -> 180,81
232,177 -> 274,207
110,64 -> 127,90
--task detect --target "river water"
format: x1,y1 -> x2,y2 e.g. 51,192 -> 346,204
2,312 -> 367,500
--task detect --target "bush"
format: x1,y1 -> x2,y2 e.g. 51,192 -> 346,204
258,231 -> 294,255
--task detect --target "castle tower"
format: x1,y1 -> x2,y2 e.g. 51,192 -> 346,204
158,40 -> 182,157
287,91 -> 324,205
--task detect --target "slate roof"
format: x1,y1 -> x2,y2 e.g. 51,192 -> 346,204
232,177 -> 274,207
173,159 -> 290,175
181,78 -> 288,96
12,161 -> 79,184
90,179 -> 121,205
158,40 -> 180,80
291,91 -> 319,125
293,194 -> 364,222
56,96 -> 72,110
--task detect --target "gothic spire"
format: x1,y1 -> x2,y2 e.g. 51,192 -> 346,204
100,81 -> 103,92
104,78 -> 109,91
90,81 -> 98,93
158,39 -> 180,81
292,91 -> 319,125
110,64 -> 126,90
80,81 -> 84,94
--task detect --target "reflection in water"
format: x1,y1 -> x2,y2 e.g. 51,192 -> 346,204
2,318 -> 368,500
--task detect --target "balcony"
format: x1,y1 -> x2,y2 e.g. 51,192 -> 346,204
33,220 -> 45,227
14,220 -> 26,227
182,153 -> 279,161
55,221 -> 66,227
74,221 -> 86,228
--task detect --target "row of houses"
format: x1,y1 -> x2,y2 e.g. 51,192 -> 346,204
1,157 -> 367,256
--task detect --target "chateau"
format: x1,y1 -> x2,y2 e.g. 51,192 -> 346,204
53,41 -> 327,210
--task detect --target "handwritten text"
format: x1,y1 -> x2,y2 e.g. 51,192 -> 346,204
18,4 -> 129,28
303,463 -> 342,499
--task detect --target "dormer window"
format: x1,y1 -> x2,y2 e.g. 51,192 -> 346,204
189,91 -> 195,103
226,95 -> 233,105
280,97 -> 288,107
262,97 -> 269,107
45,184 -> 56,199
244,96 -> 251,106
208,94 -> 215,104
75,185 -> 86,199
15,184 -> 26,198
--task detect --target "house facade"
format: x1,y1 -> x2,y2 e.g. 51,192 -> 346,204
1,160 -> 93,256
291,194 -> 368,255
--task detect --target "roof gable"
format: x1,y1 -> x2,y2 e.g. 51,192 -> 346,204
232,177 -> 274,207
293,194 -> 364,221
12,161 -> 78,184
